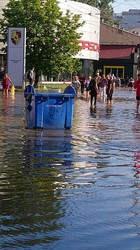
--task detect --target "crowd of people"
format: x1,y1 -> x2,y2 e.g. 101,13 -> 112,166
72,72 -> 140,110
1,66 -> 140,110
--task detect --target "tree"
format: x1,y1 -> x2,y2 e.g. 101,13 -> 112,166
0,0 -> 84,80
96,0 -> 115,25
75,0 -> 115,25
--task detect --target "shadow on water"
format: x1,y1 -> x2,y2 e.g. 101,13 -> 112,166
1,89 -> 140,249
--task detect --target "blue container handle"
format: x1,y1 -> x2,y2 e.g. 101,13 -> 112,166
41,96 -> 49,101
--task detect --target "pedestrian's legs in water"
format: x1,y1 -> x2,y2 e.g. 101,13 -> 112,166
94,94 -> 97,106
3,88 -> 8,97
90,95 -> 93,108
107,92 -> 113,105
81,83 -> 84,94
137,100 -> 140,109
90,94 -> 97,108
86,90 -> 89,101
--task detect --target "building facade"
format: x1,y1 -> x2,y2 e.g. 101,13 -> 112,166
114,9 -> 140,33
94,22 -> 140,80
59,0 -> 100,77
100,22 -> 140,45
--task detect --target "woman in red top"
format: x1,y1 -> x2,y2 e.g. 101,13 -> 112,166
134,74 -> 140,109
2,73 -> 13,97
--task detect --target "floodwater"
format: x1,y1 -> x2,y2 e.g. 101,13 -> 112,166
0,89 -> 140,250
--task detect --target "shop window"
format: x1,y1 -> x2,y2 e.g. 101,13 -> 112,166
104,66 -> 124,78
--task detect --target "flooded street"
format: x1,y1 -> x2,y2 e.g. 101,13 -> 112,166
0,89 -> 140,250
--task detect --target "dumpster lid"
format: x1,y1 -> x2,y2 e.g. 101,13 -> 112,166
34,92 -> 76,98
64,86 -> 76,94
34,86 -> 76,98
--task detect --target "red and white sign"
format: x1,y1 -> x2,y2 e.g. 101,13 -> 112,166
78,40 -> 100,52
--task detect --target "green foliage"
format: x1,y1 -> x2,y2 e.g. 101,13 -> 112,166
0,0 -> 84,78
98,0 -> 114,25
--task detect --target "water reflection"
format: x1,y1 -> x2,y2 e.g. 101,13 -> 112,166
1,129 -> 74,249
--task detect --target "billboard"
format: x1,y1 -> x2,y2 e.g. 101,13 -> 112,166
7,27 -> 26,88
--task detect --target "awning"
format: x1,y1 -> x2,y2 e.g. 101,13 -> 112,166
100,45 -> 136,59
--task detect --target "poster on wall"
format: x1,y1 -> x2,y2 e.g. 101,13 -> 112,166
7,27 -> 26,88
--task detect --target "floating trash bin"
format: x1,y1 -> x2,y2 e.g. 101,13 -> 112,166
25,86 -> 76,129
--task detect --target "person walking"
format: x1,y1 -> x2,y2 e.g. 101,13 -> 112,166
129,77 -> 134,90
72,75 -> 80,95
2,72 -> 13,97
24,80 -> 35,111
24,81 -> 35,101
99,74 -> 107,97
0,67 -> 5,81
106,76 -> 115,105
89,76 -> 98,109
85,75 -> 92,101
115,77 -> 121,88
0,67 -> 5,90
79,73 -> 86,94
124,75 -> 129,87
95,72 -> 101,90
27,67 -> 35,85
134,73 -> 140,109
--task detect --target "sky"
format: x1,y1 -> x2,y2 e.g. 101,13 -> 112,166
112,0 -> 140,13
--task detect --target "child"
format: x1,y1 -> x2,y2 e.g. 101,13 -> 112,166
134,74 -> 140,109
2,73 -> 13,97
72,75 -> 80,95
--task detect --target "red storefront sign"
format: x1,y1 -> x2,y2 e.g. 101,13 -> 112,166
78,40 -> 100,52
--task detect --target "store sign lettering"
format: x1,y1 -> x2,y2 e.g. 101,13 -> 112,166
78,40 -> 100,52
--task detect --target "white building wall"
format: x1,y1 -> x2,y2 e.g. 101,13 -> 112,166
59,0 -> 100,60
0,0 -> 9,18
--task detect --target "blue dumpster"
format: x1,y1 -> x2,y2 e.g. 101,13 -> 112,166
25,86 -> 76,129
